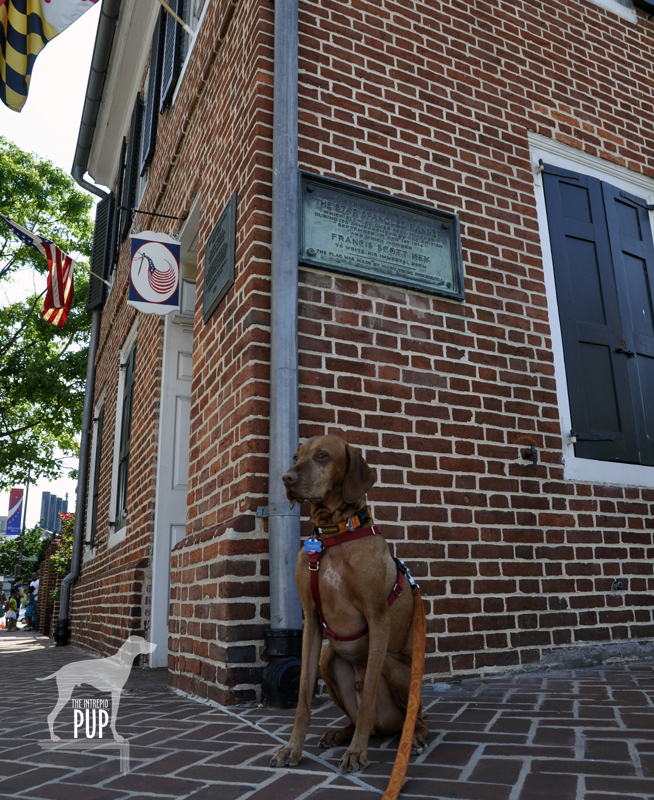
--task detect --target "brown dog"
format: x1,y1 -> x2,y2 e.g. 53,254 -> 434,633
270,435 -> 428,773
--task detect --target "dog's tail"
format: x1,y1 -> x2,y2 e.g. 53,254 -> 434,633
35,672 -> 57,682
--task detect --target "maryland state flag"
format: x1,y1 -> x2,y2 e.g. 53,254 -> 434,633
0,213 -> 75,327
0,0 -> 98,112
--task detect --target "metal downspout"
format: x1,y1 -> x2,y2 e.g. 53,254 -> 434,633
263,0 -> 303,692
53,307 -> 102,645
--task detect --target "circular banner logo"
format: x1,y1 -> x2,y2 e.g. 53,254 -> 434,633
130,241 -> 179,304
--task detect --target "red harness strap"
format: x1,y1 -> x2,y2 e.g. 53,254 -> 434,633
307,524 -> 405,642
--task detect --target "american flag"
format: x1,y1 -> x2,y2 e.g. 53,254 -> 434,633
0,213 -> 75,328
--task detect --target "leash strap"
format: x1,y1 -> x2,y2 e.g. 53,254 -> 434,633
307,525 -> 405,642
381,587 -> 427,800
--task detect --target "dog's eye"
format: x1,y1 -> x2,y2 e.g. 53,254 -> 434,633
293,453 -> 299,463
316,452 -> 329,460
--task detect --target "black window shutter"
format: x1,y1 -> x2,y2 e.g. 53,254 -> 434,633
542,164 -> 639,463
160,0 -> 184,113
110,138 -> 127,270
141,9 -> 166,176
89,405 -> 104,548
602,182 -> 654,465
116,341 -> 137,531
86,193 -> 113,311
120,94 -> 143,242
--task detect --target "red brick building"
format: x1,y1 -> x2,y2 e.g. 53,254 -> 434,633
70,0 -> 654,704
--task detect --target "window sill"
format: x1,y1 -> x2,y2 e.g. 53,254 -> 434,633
563,446 -> 654,488
107,524 -> 126,550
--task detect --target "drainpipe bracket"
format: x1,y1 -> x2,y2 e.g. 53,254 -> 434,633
258,502 -> 300,518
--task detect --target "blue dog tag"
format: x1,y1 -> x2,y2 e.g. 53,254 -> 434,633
304,538 -> 322,554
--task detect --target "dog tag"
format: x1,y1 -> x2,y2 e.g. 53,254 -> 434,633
304,538 -> 322,554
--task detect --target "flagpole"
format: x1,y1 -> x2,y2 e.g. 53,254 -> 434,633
154,0 -> 194,36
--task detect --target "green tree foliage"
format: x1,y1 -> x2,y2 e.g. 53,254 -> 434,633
0,523 -> 55,578
0,137 -> 94,488
49,512 -> 74,577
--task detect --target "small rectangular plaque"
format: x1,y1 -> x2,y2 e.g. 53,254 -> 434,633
203,192 -> 237,323
299,173 -> 464,300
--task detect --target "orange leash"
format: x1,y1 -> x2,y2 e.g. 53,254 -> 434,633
380,587 -> 426,800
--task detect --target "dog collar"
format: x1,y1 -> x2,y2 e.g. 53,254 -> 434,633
312,505 -> 372,538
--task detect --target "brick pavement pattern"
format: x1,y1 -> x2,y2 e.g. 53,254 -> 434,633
2,631 -> 654,799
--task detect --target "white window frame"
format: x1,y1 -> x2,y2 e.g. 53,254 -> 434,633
108,319 -> 139,549
530,132 -> 654,488
84,389 -> 107,561
586,0 -> 637,23
171,0 -> 211,108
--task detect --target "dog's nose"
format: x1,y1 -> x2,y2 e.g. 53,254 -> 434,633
282,470 -> 297,487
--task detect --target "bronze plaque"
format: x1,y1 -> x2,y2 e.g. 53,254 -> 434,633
203,193 -> 237,323
299,173 -> 464,300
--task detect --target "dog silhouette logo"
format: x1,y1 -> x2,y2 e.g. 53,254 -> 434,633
37,635 -> 156,741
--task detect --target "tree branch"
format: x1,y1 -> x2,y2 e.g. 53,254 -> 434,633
0,290 -> 47,358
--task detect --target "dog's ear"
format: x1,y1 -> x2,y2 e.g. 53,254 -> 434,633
342,445 -> 376,504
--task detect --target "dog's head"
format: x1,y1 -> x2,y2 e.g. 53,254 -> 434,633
282,435 -> 375,509
124,635 -> 157,656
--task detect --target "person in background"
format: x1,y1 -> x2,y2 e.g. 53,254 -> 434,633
10,577 -> 23,601
23,589 -> 36,631
4,590 -> 18,631
29,572 -> 39,603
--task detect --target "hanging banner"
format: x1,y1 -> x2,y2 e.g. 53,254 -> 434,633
128,231 -> 181,314
6,488 -> 24,537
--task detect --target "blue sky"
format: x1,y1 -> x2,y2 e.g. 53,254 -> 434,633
0,3 -> 101,527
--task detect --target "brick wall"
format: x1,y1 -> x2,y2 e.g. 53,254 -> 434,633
36,542 -> 61,637
72,0 -> 654,703
167,0 -> 278,699
293,0 -> 654,680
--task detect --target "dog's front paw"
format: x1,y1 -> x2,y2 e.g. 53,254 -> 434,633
339,747 -> 368,773
319,724 -> 355,748
411,728 -> 428,755
270,745 -> 302,767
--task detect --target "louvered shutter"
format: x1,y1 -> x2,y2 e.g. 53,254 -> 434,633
110,138 -> 127,270
141,9 -> 165,176
602,183 -> 654,465
116,341 -> 137,531
160,0 -> 184,113
542,164 -> 639,463
120,94 -> 143,242
86,194 -> 113,311
89,405 -> 104,548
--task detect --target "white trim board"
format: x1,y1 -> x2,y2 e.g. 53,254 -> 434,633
85,388 -> 107,553
586,0 -> 637,23
528,132 -> 654,489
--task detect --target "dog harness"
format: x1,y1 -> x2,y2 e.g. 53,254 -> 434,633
304,506 -> 415,642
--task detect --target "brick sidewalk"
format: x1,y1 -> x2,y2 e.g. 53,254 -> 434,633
1,630 -> 654,799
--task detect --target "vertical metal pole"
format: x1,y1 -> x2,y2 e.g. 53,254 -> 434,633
55,309 -> 102,645
268,0 -> 302,634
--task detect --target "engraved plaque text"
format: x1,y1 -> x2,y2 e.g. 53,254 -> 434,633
300,174 -> 464,300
